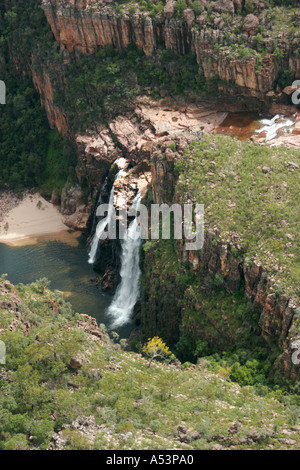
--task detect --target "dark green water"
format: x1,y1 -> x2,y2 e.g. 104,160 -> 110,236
0,234 -> 132,338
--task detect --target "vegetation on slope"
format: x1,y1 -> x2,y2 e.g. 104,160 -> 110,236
176,134 -> 299,298
0,276 -> 300,450
90,0 -> 299,68
0,0 -> 76,191
138,135 -> 299,391
140,237 -> 284,386
1,0 -> 299,191
51,45 -> 205,132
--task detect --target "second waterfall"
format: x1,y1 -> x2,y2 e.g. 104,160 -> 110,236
107,193 -> 142,328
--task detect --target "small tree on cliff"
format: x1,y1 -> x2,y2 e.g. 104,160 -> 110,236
142,336 -> 171,368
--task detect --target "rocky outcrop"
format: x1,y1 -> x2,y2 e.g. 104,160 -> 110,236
145,143 -> 300,381
75,131 -> 121,187
32,66 -> 69,136
26,2 -> 299,235
60,184 -> 91,230
0,279 -> 110,345
41,0 -> 300,108
214,0 -> 235,15
243,14 -> 260,34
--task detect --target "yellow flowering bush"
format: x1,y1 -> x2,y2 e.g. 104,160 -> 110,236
142,336 -> 171,368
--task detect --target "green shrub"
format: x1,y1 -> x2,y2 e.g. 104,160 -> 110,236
244,0 -> 255,14
191,1 -> 204,15
3,434 -> 29,450
174,0 -> 188,17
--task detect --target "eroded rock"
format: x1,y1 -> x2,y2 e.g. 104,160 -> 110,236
243,14 -> 260,34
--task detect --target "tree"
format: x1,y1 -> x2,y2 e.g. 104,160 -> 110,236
142,336 -> 171,368
156,371 -> 178,400
216,364 -> 232,391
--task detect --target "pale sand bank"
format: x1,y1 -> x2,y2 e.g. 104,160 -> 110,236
0,193 -> 80,246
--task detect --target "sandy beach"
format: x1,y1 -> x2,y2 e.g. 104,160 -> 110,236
0,193 -> 71,245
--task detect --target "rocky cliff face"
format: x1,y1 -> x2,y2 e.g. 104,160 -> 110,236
32,66 -> 69,136
26,1 -> 299,233
143,147 -> 300,381
41,0 -> 300,108
17,1 -> 299,381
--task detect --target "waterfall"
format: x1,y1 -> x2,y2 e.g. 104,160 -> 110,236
256,114 -> 295,141
107,193 -> 142,328
88,170 -> 124,265
90,180 -> 108,237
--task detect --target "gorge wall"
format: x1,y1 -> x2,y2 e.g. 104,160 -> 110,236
138,140 -> 300,383
32,0 -> 299,382
41,0 -> 300,109
28,1 -> 300,208
2,0 -> 299,383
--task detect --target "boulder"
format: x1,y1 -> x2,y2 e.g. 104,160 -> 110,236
70,353 -> 85,370
199,0 -> 208,8
213,0 -> 234,14
196,14 -> 207,26
243,14 -> 259,33
164,1 -> 174,19
262,166 -> 271,174
183,8 -> 195,27
233,0 -> 242,10
214,16 -> 224,29
287,161 -> 299,170
61,184 -> 86,216
283,85 -> 300,97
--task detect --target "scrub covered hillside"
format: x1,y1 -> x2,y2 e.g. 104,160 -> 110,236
0,277 -> 300,450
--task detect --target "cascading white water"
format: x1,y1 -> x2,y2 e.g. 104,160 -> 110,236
256,114 -> 295,141
90,180 -> 108,237
88,170 -> 124,264
107,193 -> 142,328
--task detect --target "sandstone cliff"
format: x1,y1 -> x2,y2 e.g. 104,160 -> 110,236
41,0 -> 300,108
140,136 -> 300,382
5,0 -> 298,382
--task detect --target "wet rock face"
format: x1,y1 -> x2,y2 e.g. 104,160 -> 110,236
89,162 -> 151,292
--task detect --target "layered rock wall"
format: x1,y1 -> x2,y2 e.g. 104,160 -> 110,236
146,148 -> 300,381
41,0 -> 300,107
